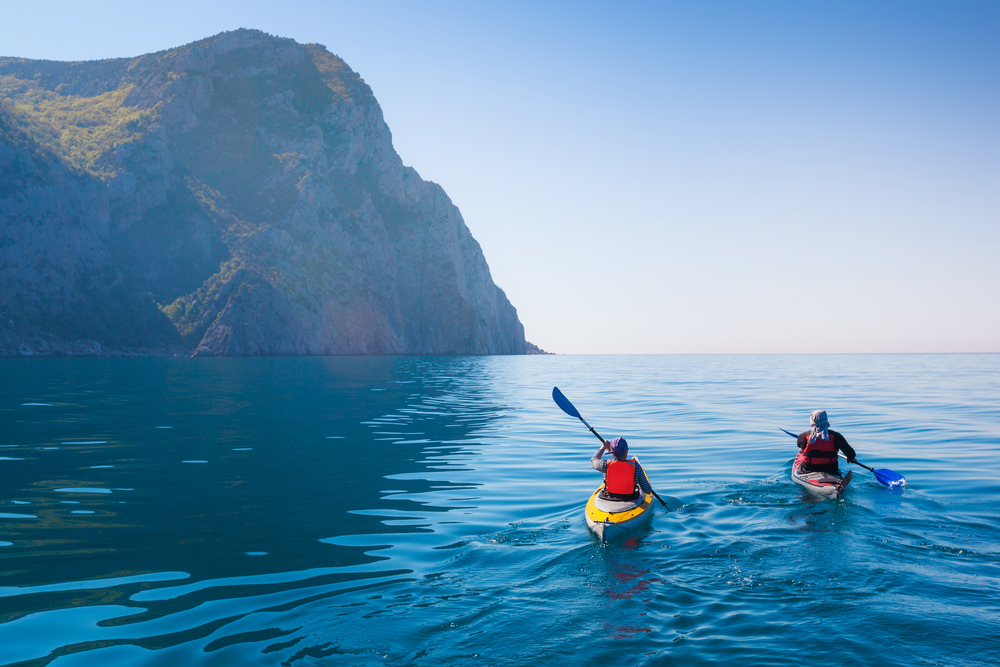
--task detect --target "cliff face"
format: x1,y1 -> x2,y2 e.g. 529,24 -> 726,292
0,30 -> 527,356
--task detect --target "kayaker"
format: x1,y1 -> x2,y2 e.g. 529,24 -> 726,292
796,410 -> 857,473
591,436 -> 653,500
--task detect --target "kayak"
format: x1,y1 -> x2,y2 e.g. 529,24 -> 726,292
791,450 -> 852,499
585,456 -> 655,542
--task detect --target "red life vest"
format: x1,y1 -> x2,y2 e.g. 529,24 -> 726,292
606,460 -> 637,495
803,435 -> 838,466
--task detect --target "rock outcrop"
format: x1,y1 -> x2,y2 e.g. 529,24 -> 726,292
0,30 -> 527,356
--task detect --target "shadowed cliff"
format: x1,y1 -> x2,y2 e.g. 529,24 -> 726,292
0,29 -> 527,356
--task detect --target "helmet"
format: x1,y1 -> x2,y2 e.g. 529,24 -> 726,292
610,436 -> 629,461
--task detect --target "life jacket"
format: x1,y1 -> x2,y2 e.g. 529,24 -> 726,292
606,459 -> 637,496
803,434 -> 838,466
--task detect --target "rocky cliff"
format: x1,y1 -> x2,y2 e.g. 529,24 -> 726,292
0,30 -> 527,356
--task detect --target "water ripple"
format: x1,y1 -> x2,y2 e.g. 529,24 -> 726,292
0,355 -> 997,666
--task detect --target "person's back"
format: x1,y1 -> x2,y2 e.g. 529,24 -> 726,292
604,457 -> 640,499
591,436 -> 653,500
797,410 -> 856,473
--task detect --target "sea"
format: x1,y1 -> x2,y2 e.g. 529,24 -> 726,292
1,354 -> 998,666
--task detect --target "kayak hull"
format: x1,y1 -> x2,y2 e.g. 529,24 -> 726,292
791,450 -> 852,499
585,457 -> 655,542
586,488 -> 653,542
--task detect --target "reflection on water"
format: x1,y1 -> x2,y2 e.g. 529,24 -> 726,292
1,354 -> 998,666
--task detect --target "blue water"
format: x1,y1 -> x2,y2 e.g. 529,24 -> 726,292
1,354 -> 998,666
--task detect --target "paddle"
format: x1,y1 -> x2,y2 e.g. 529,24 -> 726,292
553,387 -> 669,509
779,428 -> 906,488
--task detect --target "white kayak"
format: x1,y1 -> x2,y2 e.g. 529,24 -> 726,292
791,450 -> 852,499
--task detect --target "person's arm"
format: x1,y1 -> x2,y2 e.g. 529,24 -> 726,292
591,440 -> 611,472
797,432 -> 808,450
633,460 -> 653,494
833,431 -> 856,463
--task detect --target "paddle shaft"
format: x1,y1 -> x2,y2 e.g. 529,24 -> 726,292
553,387 -> 669,510
840,452 -> 874,473
632,456 -> 670,511
578,416 -> 606,446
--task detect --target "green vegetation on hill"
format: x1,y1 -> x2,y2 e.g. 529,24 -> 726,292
0,76 -> 154,177
303,44 -> 376,107
1,30 -> 527,357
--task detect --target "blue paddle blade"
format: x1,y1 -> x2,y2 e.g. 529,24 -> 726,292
781,426 -> 906,489
873,468 -> 906,488
552,387 -> 581,419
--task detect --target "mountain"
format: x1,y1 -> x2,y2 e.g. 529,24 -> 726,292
0,29 -> 528,356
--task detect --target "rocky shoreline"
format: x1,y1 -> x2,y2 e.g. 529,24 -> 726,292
1,333 -> 552,358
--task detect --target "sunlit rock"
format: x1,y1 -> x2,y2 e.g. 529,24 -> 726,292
0,30 -> 527,356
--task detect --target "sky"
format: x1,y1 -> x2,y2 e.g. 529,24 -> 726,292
2,1 -> 998,354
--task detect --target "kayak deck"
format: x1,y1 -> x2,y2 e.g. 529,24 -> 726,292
585,456 -> 655,542
792,450 -> 852,499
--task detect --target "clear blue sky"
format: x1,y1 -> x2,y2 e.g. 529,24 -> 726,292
3,1 -> 998,353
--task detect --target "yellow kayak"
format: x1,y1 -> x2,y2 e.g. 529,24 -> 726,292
584,456 -> 655,542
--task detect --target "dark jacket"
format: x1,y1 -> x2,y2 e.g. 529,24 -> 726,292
797,429 -> 856,473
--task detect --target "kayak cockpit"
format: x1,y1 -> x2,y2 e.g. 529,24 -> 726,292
593,489 -> 644,513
